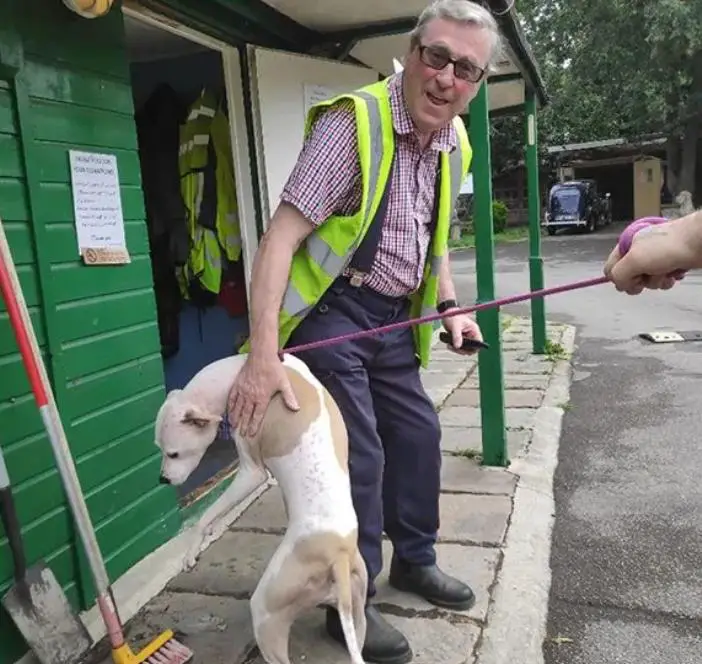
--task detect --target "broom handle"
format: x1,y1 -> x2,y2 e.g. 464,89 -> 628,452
0,219 -> 111,594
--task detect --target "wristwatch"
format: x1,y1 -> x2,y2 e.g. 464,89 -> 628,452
437,299 -> 459,314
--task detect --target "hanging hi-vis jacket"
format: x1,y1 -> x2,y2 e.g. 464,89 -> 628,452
241,78 -> 472,367
178,89 -> 241,299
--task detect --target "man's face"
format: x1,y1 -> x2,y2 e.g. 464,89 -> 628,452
403,18 -> 493,135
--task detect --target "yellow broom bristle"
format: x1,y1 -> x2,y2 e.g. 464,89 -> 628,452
112,630 -> 193,664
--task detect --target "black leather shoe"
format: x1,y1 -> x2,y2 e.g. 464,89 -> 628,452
326,604 -> 413,664
389,556 -> 476,610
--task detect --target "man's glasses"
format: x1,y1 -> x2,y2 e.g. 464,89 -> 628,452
418,44 -> 486,83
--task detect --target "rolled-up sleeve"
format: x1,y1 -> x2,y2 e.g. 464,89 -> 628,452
281,99 -> 361,226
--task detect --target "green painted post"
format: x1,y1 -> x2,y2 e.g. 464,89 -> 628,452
525,91 -> 547,354
468,84 -> 507,467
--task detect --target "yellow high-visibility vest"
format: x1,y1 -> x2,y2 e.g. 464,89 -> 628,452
241,78 -> 472,367
178,89 -> 241,298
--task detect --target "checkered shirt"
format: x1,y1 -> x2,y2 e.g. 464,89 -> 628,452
281,73 -> 457,298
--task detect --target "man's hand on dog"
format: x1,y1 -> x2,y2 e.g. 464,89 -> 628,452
229,353 -> 300,437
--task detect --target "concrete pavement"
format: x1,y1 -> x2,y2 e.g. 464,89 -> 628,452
98,315 -> 574,664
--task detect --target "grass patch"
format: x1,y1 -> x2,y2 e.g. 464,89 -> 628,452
448,448 -> 483,462
501,314 -> 515,331
449,225 -> 530,250
544,339 -> 569,362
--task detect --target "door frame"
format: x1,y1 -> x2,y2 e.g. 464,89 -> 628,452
122,1 -> 260,292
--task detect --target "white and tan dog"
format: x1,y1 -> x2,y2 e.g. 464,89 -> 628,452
155,353 -> 368,664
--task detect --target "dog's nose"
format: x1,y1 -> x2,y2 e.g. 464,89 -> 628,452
159,475 -> 171,485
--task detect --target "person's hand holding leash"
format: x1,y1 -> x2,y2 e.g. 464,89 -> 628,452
442,308 -> 484,355
604,214 -> 702,295
228,353 -> 299,438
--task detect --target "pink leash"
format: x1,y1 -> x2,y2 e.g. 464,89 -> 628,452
284,275 -> 608,355
283,217 -> 675,356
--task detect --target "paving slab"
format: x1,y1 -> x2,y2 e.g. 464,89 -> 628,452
374,540 -> 500,623
97,592 -> 254,664
439,406 -> 482,427
440,426 -> 531,458
231,485 -> 287,532
438,493 -> 511,546
502,356 -> 554,374
502,340 -> 536,351
168,530 -> 280,597
463,372 -> 552,391
440,455 -> 516,495
420,369 -> 472,406
444,388 -> 543,409
439,405 -> 537,430
245,609 -> 481,664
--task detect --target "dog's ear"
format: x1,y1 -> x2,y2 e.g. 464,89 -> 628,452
181,406 -> 222,428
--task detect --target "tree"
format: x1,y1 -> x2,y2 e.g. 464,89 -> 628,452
495,0 -> 702,200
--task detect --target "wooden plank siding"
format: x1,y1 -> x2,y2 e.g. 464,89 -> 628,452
0,3 -> 181,662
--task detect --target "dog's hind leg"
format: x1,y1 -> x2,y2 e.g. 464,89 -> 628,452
184,454 -> 268,569
251,536 -> 338,663
350,549 -> 368,655
251,584 -> 295,664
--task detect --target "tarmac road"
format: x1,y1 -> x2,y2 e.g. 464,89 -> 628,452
450,223 -> 702,664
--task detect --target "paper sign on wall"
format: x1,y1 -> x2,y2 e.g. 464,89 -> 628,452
460,173 -> 474,195
303,84 -> 340,118
69,150 -> 130,265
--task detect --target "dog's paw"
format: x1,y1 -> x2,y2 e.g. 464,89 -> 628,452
183,532 -> 204,571
202,520 -> 224,545
184,548 -> 201,571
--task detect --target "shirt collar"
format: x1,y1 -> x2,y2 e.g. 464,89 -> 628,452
387,72 -> 457,153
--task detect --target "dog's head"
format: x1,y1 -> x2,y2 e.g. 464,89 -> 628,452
155,389 -> 223,486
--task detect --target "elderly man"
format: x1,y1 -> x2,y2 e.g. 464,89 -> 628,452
230,1 -> 502,661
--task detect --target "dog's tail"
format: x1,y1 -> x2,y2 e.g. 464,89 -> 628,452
332,554 -> 364,664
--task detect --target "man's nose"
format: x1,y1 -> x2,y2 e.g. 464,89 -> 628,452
436,65 -> 456,86
159,474 -> 170,485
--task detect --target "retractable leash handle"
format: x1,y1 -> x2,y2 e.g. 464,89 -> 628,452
616,215 -> 687,281
617,216 -> 668,254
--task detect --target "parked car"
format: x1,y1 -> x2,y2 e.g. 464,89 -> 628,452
542,179 -> 612,235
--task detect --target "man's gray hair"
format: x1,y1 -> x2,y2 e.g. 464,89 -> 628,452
409,0 -> 504,70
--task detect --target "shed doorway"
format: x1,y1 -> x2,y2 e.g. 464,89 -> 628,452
122,6 -> 258,508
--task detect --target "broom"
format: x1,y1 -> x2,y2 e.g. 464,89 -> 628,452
0,217 -> 193,664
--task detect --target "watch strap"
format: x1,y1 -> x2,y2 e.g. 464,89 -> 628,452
437,299 -> 458,314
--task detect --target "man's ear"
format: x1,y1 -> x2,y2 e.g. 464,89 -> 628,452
181,406 -> 222,428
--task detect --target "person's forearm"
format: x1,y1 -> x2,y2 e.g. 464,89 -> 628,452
437,252 -> 457,303
672,209 -> 702,269
247,204 -> 313,357
247,230 -> 294,357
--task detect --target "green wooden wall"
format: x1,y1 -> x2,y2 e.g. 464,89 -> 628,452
0,3 -> 181,662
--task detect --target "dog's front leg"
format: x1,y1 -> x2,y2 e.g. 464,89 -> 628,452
184,462 -> 268,570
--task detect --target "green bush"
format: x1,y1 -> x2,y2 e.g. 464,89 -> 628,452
492,200 -> 508,233
455,199 -> 509,237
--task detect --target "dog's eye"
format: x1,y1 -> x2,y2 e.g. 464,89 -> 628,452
167,452 -> 180,460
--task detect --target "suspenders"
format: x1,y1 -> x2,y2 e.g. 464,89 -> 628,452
346,155 -> 441,288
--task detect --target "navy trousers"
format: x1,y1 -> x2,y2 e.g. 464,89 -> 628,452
285,278 -> 442,598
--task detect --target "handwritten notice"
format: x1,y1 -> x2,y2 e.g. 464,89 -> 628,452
69,150 -> 130,265
303,84 -> 340,118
